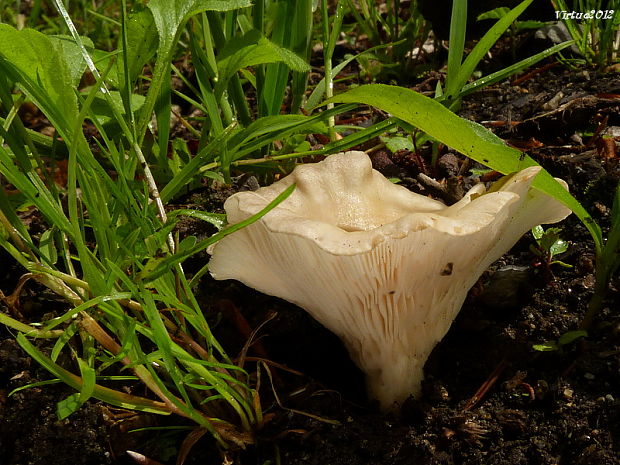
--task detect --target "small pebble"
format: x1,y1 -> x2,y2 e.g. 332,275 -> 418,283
437,153 -> 460,177
584,372 -> 595,380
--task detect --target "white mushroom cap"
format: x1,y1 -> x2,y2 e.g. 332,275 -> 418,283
208,151 -> 571,410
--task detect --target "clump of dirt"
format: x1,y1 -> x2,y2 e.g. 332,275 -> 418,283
0,337 -> 114,464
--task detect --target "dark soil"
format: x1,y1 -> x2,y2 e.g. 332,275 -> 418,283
1,65 -> 619,465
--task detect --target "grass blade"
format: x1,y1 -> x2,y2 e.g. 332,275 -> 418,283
445,0 -> 467,98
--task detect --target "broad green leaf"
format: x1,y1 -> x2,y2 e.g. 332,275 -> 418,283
89,91 -> 146,125
326,84 -> 601,248
49,35 -> 94,87
380,135 -> 414,153
531,225 -> 544,241
557,330 -> 587,347
0,25 -> 78,137
119,7 -> 159,88
57,393 -> 82,420
539,227 -> 561,251
549,238 -> 568,256
39,229 -> 58,265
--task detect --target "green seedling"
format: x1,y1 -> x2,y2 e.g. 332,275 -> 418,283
533,330 -> 588,352
530,225 -> 572,269
380,133 -> 415,153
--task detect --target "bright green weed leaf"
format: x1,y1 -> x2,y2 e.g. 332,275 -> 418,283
539,228 -> 560,250
48,35 -> 94,87
534,330 -> 587,352
89,91 -> 146,125
549,238 -> 568,256
39,229 -> 58,265
531,225 -> 544,241
0,25 -> 78,137
120,7 -> 159,88
532,342 -> 558,352
57,393 -> 82,420
557,330 -> 587,347
380,135 -> 414,153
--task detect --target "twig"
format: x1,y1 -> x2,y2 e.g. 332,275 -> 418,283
463,358 -> 507,410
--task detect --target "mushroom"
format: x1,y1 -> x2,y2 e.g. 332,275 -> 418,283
208,151 -> 571,410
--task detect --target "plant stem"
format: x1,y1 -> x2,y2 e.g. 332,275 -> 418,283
322,0 -> 336,141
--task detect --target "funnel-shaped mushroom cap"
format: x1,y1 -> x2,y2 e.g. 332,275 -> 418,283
208,151 -> 571,410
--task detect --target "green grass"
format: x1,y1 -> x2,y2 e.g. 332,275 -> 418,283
0,0 -> 293,448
